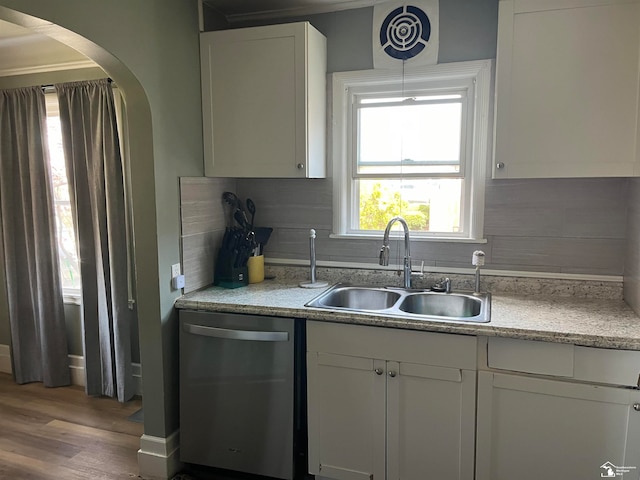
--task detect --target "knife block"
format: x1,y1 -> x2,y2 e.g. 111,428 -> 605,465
214,249 -> 248,288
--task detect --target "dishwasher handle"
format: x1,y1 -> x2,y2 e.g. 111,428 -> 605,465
183,323 -> 289,342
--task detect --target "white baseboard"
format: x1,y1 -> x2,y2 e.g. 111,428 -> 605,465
0,346 -> 142,395
68,354 -> 85,386
0,344 -> 11,374
68,354 -> 143,396
138,430 -> 182,480
132,362 -> 143,396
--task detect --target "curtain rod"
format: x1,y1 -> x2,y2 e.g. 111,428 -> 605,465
41,78 -> 114,92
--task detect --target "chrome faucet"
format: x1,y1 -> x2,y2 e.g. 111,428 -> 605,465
379,216 -> 412,288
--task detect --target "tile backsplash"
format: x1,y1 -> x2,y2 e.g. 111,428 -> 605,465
180,176 -> 629,294
624,178 -> 640,314
180,177 -> 235,293
266,265 -> 623,300
236,176 -> 628,276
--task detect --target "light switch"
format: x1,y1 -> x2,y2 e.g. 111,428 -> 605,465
171,263 -> 181,278
172,274 -> 185,290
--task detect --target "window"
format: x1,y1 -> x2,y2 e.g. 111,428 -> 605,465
44,93 -> 81,296
331,60 -> 492,240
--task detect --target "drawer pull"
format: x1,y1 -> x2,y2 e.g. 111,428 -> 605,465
633,403 -> 640,412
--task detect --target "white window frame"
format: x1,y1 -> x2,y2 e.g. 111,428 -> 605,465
331,59 -> 493,241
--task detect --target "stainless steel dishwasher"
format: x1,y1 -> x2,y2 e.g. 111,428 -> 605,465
179,310 -> 306,480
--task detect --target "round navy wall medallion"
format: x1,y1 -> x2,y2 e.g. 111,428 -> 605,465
379,5 -> 431,60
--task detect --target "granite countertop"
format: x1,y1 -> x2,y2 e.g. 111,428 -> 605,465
174,279 -> 640,350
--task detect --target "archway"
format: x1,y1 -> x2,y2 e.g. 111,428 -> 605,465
0,4 -> 163,475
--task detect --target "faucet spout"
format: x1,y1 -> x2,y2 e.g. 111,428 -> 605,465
379,216 -> 412,288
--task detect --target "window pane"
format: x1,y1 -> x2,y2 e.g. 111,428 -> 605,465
357,178 -> 462,233
45,106 -> 81,290
357,102 -> 462,175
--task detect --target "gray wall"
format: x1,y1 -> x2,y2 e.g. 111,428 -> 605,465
63,303 -> 83,357
218,3 -> 628,277
0,0 -> 203,440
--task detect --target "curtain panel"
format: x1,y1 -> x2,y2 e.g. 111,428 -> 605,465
56,79 -> 134,402
0,86 -> 71,387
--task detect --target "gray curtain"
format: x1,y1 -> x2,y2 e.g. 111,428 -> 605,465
0,86 -> 71,387
56,79 -> 134,402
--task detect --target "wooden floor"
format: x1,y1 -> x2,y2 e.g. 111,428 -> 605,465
0,372 -> 143,479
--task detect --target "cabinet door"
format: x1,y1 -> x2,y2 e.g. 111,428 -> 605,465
493,0 -> 640,178
476,372 -> 640,480
386,362 -> 476,480
202,25 -> 298,177
201,23 -> 326,178
307,352 -> 386,480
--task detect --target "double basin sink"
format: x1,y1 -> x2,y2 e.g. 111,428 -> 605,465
305,284 -> 490,323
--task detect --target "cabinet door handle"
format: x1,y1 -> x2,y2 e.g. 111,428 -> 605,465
388,371 -> 397,378
375,368 -> 384,375
633,403 -> 640,412
297,163 -> 305,170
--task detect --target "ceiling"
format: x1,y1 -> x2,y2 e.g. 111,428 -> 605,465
204,0 -> 386,22
0,19 -> 95,77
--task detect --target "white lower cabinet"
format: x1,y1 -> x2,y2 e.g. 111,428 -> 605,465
387,362 -> 476,480
306,321 -> 476,480
476,339 -> 640,480
308,325 -> 640,480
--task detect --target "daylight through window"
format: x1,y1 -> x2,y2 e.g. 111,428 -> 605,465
44,93 -> 81,293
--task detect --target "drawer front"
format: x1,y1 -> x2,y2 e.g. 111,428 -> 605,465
574,346 -> 640,387
487,337 -> 640,387
307,321 -> 477,370
487,337 -> 574,377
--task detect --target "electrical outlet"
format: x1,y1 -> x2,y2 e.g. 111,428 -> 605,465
171,263 -> 181,278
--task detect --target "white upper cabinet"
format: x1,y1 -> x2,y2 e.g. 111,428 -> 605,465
200,22 -> 327,178
493,0 -> 640,178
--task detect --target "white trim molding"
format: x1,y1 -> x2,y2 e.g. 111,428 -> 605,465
138,430 -> 182,480
68,355 -> 143,396
0,344 -> 11,374
0,59 -> 97,77
0,347 -> 142,396
68,354 -> 85,386
331,59 -> 493,241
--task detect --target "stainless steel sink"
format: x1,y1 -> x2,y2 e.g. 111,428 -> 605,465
398,292 -> 482,317
305,284 -> 490,323
313,286 -> 401,311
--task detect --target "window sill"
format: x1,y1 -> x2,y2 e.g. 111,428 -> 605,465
329,233 -> 488,244
63,292 -> 82,305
